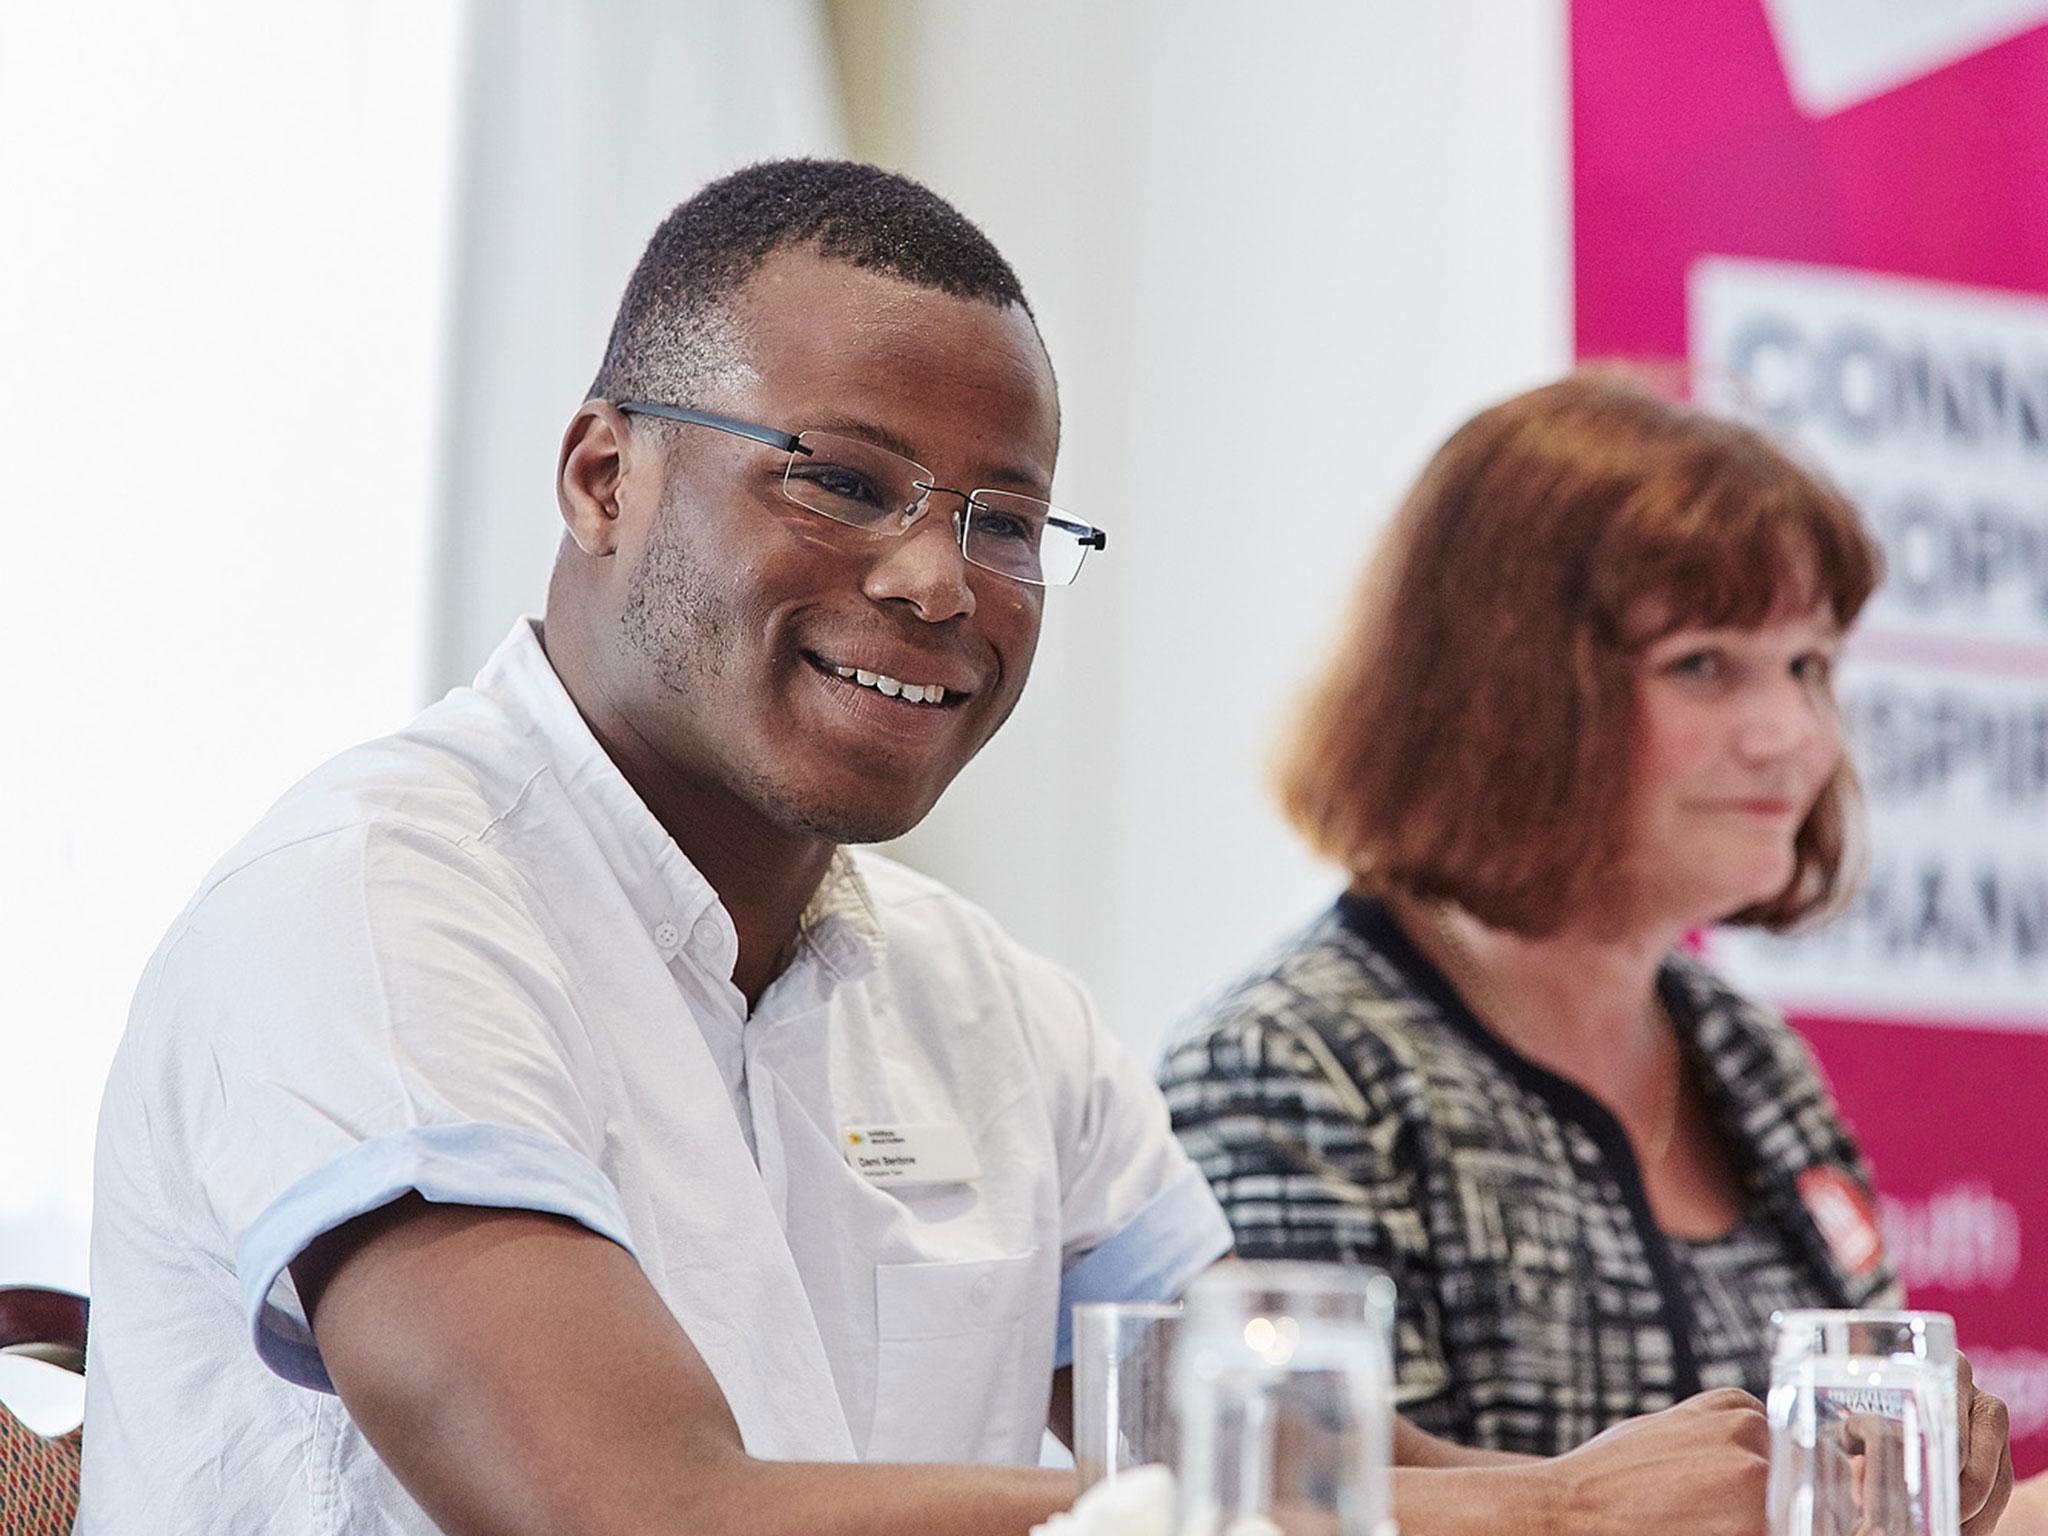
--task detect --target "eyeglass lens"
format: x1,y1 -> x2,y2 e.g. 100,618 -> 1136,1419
785,431 -> 1095,587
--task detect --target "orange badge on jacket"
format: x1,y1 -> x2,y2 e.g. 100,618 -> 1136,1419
1798,1166 -> 1885,1277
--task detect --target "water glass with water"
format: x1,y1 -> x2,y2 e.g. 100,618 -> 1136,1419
1768,1309 -> 1959,1536
1173,1261 -> 1395,1536
1072,1301 -> 1183,1490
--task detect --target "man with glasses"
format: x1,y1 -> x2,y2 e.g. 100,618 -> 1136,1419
83,158 -> 1227,1536
84,160 -> 1832,1536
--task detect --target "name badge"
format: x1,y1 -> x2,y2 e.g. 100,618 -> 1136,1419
842,1122 -> 982,1187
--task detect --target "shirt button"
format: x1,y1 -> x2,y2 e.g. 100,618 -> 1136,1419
653,920 -> 680,950
691,915 -> 721,950
970,1273 -> 996,1306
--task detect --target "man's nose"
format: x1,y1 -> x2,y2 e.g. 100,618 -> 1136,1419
861,501 -> 976,622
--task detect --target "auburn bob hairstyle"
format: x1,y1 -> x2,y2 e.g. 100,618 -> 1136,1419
1275,371 -> 1883,937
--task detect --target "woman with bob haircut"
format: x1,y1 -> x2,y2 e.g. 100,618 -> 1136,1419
1161,370 -> 1906,1456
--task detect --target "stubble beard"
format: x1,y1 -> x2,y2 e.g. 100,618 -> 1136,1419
619,492 -> 943,848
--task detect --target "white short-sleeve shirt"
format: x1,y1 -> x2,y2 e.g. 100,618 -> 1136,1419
79,619 -> 1231,1535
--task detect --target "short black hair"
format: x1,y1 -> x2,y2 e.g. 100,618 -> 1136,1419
589,158 -> 1035,405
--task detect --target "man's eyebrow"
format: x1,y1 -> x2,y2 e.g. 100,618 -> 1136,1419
804,414 -> 925,463
979,460 -> 1053,493
804,415 -> 1051,493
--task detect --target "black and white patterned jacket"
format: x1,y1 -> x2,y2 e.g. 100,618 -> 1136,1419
1159,893 -> 1901,1456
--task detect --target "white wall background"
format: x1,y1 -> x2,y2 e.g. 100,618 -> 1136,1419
0,0 -> 1569,1426
866,3 -> 1575,1051
428,0 -> 843,689
0,0 -> 463,1429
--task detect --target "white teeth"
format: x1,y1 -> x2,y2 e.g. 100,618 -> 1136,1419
826,661 -> 950,705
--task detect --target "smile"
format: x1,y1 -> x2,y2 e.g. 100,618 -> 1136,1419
804,652 -> 966,708
834,666 -> 946,705
1692,798 -> 1800,818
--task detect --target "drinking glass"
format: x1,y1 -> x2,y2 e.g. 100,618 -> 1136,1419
1768,1310 -> 1960,1536
1173,1262 -> 1395,1536
1072,1301 -> 1183,1490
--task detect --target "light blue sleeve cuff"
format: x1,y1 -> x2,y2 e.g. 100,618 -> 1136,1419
1055,1164 -> 1234,1368
236,1122 -> 637,1392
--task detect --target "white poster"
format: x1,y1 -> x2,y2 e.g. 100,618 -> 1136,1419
1761,0 -> 2048,113
1690,258 -> 2048,1027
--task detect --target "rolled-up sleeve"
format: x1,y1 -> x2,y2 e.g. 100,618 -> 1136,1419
237,1123 -> 636,1389
142,818 -> 632,1394
1013,961 -> 1233,1368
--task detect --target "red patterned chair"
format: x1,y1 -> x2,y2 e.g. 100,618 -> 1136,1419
0,1287 -> 87,1536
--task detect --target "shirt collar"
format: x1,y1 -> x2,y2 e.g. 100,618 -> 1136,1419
798,849 -> 887,981
473,618 -> 728,960
472,618 -> 885,987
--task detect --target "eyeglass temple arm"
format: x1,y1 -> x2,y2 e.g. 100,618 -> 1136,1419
613,402 -> 809,456
1047,515 -> 1106,551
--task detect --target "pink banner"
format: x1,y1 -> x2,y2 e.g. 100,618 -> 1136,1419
1573,0 -> 2048,1475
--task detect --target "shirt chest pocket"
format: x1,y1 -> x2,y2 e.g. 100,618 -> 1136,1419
866,1249 -> 1045,1465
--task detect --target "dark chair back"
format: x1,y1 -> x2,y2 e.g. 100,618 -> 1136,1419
0,1287 -> 89,1536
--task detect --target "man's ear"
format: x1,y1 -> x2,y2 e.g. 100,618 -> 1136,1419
557,401 -> 635,556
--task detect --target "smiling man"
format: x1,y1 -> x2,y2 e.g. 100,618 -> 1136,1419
80,161 -> 1231,1535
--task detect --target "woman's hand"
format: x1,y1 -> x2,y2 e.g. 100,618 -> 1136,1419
1958,1354 -> 2013,1536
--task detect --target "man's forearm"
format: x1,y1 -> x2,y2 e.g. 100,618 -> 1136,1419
705,1454 -> 1074,1536
296,1201 -> 1081,1536
1394,1416 -> 1535,1469
1396,1465 -> 1555,1536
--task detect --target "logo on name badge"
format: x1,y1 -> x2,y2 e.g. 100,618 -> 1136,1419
841,1122 -> 981,1187
1799,1166 -> 1886,1278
